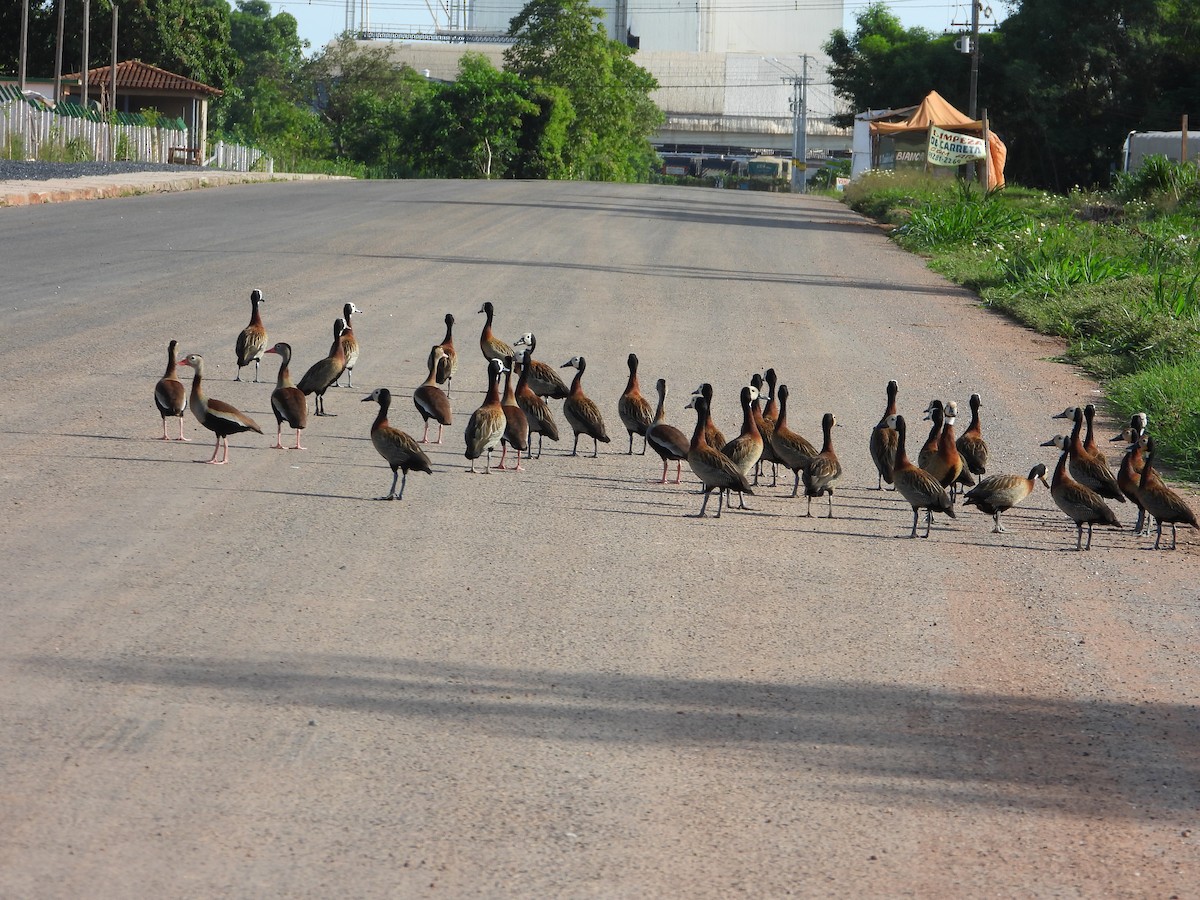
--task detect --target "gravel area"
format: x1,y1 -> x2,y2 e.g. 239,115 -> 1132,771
0,160 -> 191,181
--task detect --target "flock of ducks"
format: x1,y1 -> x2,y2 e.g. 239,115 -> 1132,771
152,292 -> 1198,550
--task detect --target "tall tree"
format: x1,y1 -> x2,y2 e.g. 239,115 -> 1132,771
404,53 -> 538,178
223,0 -> 313,145
303,37 -> 429,159
823,3 -> 973,128
503,0 -> 662,181
989,0 -> 1187,189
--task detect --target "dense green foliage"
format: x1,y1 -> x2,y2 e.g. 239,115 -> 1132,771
844,162 -> 1200,477
3,0 -> 659,182
825,1 -> 1200,192
503,0 -> 662,181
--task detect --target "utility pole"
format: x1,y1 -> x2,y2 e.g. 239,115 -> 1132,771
81,0 -> 90,108
968,0 -> 980,119
765,56 -> 809,193
54,0 -> 66,103
19,0 -> 29,93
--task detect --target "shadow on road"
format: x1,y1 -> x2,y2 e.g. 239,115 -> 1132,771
23,653 -> 1198,823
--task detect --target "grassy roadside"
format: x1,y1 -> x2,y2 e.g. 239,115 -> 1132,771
840,163 -> 1200,481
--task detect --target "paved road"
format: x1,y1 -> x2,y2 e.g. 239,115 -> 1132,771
1,179 -> 1197,897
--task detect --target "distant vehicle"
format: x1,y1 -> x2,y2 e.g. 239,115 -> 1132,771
1122,131 -> 1194,172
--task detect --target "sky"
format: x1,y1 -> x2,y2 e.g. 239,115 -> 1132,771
274,0 -> 1009,57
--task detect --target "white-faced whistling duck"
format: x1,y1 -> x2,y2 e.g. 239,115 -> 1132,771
560,356 -> 610,457
362,387 -> 431,500
154,338 -> 188,441
264,341 -> 308,450
963,463 -> 1049,533
234,288 -> 267,383
617,352 -> 654,455
887,413 -> 956,538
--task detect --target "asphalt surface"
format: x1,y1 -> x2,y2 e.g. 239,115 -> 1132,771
1,177 -> 1197,897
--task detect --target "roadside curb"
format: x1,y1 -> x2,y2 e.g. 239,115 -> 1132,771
0,171 -> 350,208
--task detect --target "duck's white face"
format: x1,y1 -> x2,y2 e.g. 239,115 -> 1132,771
514,333 -> 533,346
561,356 -> 582,369
885,413 -> 900,429
180,353 -> 201,368
349,303 -> 363,315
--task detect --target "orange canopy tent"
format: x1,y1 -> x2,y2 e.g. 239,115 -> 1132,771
870,90 -> 1006,188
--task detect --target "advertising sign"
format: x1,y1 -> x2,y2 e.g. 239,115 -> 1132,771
927,125 -> 987,166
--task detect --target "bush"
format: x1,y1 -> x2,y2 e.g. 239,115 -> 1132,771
844,167 -> 1200,480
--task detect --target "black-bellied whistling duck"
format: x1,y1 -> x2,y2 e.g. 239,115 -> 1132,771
297,319 -> 347,416
478,302 -> 514,363
869,379 -> 899,489
178,353 -> 263,464
429,313 -> 458,397
515,349 -> 559,458
956,393 -> 989,477
234,288 -> 268,382
688,384 -> 728,452
721,385 -> 764,493
646,378 -> 689,484
154,339 -> 188,441
414,346 -> 453,444
264,342 -> 308,450
1112,413 -> 1152,534
499,356 -> 529,471
802,413 -> 843,518
464,358 -> 507,473
1136,435 -> 1199,550
886,414 -> 956,538
748,374 -> 778,486
560,356 -> 610,457
1045,436 -> 1120,550
963,463 -> 1049,533
361,387 -> 431,500
1051,407 -> 1125,502
512,333 -> 569,399
334,302 -> 362,387
617,353 -> 654,455
770,384 -> 817,498
686,395 -> 752,518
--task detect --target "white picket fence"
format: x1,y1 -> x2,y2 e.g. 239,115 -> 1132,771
0,99 -> 271,173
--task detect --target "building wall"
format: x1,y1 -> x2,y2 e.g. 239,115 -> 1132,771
465,0 -> 841,58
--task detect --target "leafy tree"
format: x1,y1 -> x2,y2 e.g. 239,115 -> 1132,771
0,1 -> 58,77
304,37 -> 429,159
823,3 -> 975,128
991,0 -> 1200,189
504,0 -> 662,181
404,54 -> 538,178
510,82 -> 575,179
120,0 -> 238,91
222,1 -> 315,148
3,0 -> 236,92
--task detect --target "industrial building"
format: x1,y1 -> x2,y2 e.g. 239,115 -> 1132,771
350,0 -> 851,183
